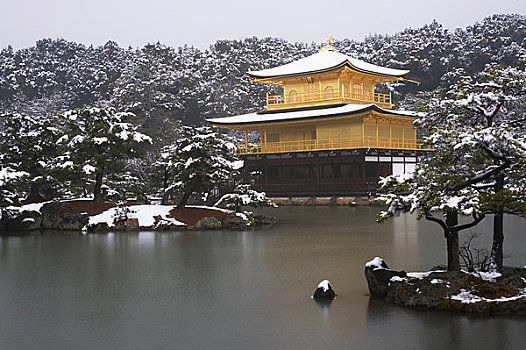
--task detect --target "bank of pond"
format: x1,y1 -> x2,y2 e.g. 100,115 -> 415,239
0,199 -> 277,233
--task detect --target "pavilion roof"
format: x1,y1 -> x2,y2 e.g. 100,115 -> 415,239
247,50 -> 409,80
207,104 -> 421,127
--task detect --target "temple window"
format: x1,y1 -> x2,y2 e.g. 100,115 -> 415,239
324,86 -> 334,99
289,90 -> 298,103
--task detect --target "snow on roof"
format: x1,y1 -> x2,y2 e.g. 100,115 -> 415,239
248,50 -> 409,79
207,104 -> 420,126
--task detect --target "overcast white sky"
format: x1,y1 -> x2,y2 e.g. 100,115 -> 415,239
1,0 -> 525,50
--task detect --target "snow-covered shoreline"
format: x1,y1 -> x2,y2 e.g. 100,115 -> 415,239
1,200 -> 277,233
365,257 -> 526,314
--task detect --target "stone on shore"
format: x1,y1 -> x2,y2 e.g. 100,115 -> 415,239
189,216 -> 223,230
40,202 -> 89,230
3,210 -> 42,231
253,214 -> 277,226
221,212 -> 254,229
364,257 -> 407,298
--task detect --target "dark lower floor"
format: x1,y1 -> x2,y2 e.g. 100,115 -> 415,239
242,148 -> 429,196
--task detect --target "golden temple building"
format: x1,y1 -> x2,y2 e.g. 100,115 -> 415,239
207,39 -> 432,196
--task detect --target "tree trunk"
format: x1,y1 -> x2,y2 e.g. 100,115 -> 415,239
490,174 -> 505,272
177,192 -> 191,208
24,182 -> 45,204
161,168 -> 169,205
93,171 -> 104,202
446,210 -> 461,271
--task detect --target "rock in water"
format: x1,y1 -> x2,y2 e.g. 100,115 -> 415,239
313,280 -> 337,300
364,257 -> 407,298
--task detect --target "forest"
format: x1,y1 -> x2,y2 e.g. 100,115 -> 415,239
0,14 -> 525,207
1,14 -> 525,127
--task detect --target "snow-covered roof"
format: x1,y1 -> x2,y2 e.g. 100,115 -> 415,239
207,104 -> 420,126
248,50 -> 409,79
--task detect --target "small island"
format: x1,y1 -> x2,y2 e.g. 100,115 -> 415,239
365,257 -> 526,314
0,198 -> 277,233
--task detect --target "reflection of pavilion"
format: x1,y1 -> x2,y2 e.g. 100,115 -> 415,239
208,39 -> 432,196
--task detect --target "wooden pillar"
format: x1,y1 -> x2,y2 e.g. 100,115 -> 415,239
375,120 -> 379,148
316,157 -> 320,192
389,122 -> 392,148
244,129 -> 248,153
362,117 -> 365,147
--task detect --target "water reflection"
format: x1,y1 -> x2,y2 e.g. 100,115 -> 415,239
366,298 -> 526,350
1,207 -> 525,350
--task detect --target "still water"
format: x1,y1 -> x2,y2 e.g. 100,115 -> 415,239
1,207 -> 526,350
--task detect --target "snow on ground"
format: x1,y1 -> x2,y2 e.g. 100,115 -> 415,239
390,276 -> 407,283
7,198 -> 94,214
88,205 -> 186,228
407,271 -> 445,279
473,271 -> 502,282
186,205 -> 232,213
450,289 -> 526,304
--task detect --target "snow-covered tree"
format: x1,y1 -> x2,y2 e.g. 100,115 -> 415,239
379,64 -> 526,272
56,107 -> 152,201
214,184 -> 277,212
0,166 -> 29,206
0,112 -> 63,203
159,126 -> 238,208
427,64 -> 526,271
378,128 -> 486,271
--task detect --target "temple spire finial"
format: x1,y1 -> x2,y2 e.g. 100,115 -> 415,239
320,35 -> 337,52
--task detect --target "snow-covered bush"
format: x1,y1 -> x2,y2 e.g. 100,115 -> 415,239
214,184 -> 276,212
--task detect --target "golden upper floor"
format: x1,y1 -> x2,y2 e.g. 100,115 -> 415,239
248,45 -> 409,111
206,41 -> 428,155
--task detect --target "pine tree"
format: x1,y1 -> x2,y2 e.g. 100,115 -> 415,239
55,107 -> 152,201
0,112 -> 63,203
379,64 -> 526,271
159,126 -> 238,208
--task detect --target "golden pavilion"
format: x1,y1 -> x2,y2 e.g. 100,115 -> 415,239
207,38 -> 431,196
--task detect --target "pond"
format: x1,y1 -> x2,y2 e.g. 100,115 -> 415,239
1,206 -> 525,349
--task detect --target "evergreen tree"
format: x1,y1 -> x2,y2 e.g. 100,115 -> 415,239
0,112 -> 63,203
55,107 -> 152,201
159,126 -> 238,208
379,64 -> 526,271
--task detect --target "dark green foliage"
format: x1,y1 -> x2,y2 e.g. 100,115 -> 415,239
158,126 -> 238,207
1,14 -> 525,128
55,107 -> 152,201
0,113 -> 63,203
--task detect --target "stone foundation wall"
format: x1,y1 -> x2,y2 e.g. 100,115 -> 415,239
269,196 -> 377,206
